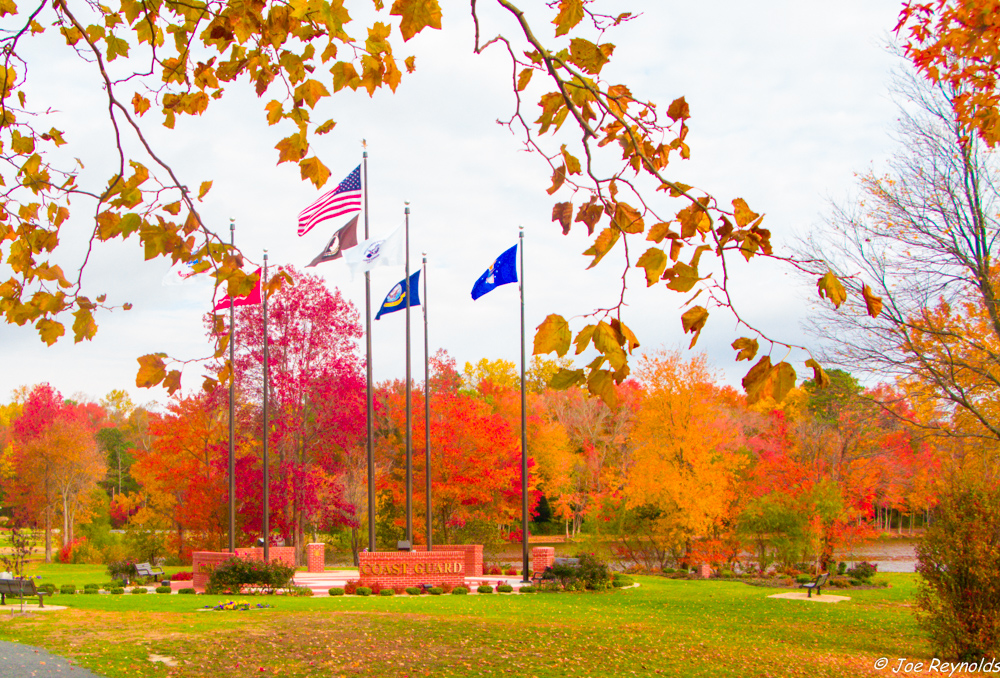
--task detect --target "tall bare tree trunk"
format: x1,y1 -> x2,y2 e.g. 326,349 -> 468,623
44,506 -> 52,563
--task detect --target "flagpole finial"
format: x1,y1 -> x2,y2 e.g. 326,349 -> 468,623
230,218 -> 235,232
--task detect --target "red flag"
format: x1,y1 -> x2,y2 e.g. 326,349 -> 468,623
214,268 -> 262,310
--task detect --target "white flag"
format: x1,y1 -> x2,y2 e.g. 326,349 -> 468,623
344,223 -> 405,278
162,259 -> 208,286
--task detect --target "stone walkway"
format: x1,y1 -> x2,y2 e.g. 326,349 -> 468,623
0,640 -> 107,677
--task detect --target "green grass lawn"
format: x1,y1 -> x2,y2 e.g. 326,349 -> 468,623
0,570 -> 932,678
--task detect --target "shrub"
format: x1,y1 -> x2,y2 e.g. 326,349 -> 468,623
379,588 -> 394,596
917,479 -> 1000,662
344,580 -> 359,595
155,586 -> 171,594
110,587 -> 125,595
107,560 -> 137,582
846,562 -> 878,583
612,575 -> 634,588
519,585 -> 536,593
504,567 -> 517,576
206,556 -> 294,595
328,587 -> 345,596
428,587 -> 443,596
477,585 -> 493,594
59,584 -> 76,595
497,584 -> 513,593
356,587 -> 372,597
369,582 -> 383,595
83,583 -> 99,590
178,588 -> 196,595
796,574 -> 813,584
452,587 -> 468,595
171,571 -> 194,581
131,587 -> 147,594
837,561 -> 847,575
290,586 -> 314,596
486,564 -> 502,575
83,588 -> 98,595
439,582 -> 454,594
405,587 -> 422,595
393,586 -> 406,595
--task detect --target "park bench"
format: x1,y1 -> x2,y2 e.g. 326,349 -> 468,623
0,578 -> 49,607
136,562 -> 164,581
799,572 -> 830,598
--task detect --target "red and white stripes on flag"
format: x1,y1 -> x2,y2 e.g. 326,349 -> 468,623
297,165 -> 362,236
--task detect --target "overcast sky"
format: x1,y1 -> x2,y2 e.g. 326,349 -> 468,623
0,0 -> 905,407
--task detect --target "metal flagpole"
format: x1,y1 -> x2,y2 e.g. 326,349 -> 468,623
404,205 -> 413,545
519,227 -> 529,583
363,144 -> 376,553
262,253 -> 270,563
228,219 -> 236,554
422,253 -> 431,550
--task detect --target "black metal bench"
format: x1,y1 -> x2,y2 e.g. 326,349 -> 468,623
799,572 -> 830,598
136,562 -> 164,581
530,557 -> 581,586
0,578 -> 49,607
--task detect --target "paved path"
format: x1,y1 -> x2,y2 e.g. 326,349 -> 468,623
0,640 -> 107,677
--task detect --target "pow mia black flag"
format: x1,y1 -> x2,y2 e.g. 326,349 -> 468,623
306,215 -> 359,268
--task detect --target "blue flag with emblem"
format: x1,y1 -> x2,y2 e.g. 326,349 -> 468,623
376,270 -> 421,320
471,244 -> 518,300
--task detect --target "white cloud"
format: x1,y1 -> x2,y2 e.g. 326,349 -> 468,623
0,1 -> 904,403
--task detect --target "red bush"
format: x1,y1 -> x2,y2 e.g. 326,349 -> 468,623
171,571 -> 194,581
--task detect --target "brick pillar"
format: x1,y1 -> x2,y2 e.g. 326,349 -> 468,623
306,543 -> 325,573
699,563 -> 711,579
531,547 -> 555,575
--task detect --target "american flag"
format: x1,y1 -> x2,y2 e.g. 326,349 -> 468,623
297,165 -> 362,236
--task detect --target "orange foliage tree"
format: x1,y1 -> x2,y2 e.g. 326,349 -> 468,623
8,383 -> 104,562
622,350 -> 747,569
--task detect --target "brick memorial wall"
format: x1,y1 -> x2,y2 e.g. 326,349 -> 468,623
306,543 -> 325,573
531,546 -> 555,575
191,547 -> 297,591
358,550 -> 466,588
412,544 -> 483,577
191,551 -> 236,591
235,547 -> 296,569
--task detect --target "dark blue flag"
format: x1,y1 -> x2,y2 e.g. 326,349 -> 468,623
471,244 -> 518,300
376,270 -> 421,320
